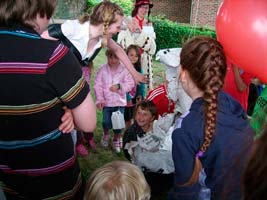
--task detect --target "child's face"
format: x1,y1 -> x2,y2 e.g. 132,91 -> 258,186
128,49 -> 139,65
135,106 -> 154,130
107,54 -> 120,68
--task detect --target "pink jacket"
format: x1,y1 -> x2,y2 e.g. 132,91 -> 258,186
94,63 -> 135,107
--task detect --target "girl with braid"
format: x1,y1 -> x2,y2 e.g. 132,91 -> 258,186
168,36 -> 254,200
42,1 -> 146,84
42,1 -> 147,156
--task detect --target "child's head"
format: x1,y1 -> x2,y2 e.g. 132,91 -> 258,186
134,100 -> 157,131
126,45 -> 141,67
89,0 -> 124,47
179,36 -> 227,185
84,161 -> 151,200
105,49 -> 120,68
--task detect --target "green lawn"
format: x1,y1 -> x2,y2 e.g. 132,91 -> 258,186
78,49 -> 165,180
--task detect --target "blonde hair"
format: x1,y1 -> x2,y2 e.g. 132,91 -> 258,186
79,0 -> 124,48
84,161 -> 151,200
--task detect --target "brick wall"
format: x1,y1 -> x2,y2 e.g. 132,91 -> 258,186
152,0 -> 222,28
152,0 -> 191,23
190,0 -> 222,28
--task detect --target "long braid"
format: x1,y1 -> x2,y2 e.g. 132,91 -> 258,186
201,52 -> 225,153
89,0 -> 124,47
179,36 -> 227,186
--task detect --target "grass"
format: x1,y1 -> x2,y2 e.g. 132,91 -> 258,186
78,49 -> 165,181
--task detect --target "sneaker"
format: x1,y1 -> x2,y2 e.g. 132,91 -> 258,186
76,144 -> 88,156
112,140 -> 121,153
101,134 -> 110,148
119,137 -> 123,148
88,139 -> 96,150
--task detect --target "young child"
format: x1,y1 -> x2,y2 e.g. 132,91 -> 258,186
123,100 -> 157,161
94,49 -> 135,153
84,160 -> 151,200
169,36 -> 254,200
124,45 -> 146,128
123,100 -> 174,199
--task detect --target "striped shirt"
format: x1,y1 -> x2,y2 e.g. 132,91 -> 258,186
0,25 -> 89,199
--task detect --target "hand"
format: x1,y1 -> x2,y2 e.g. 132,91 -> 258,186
59,107 -> 74,134
128,19 -> 141,33
136,95 -> 142,103
134,72 -> 149,85
109,84 -> 120,92
96,102 -> 104,110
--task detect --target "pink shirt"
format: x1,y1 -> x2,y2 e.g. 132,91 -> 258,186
94,63 -> 135,107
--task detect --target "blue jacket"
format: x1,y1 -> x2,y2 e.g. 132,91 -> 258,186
169,92 -> 254,200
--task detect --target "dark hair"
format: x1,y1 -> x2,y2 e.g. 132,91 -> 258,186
126,45 -> 142,72
131,4 -> 152,23
179,36 -> 227,185
0,0 -> 56,28
243,127 -> 267,200
134,100 -> 157,118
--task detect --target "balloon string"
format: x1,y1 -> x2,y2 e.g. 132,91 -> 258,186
188,0 -> 200,40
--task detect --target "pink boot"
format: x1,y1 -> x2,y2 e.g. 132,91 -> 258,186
76,144 -> 88,156
88,139 -> 96,150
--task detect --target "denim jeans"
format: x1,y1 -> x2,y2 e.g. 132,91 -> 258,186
102,106 -> 125,134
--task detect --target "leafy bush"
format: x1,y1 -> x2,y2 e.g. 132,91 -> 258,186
110,0 -> 133,16
86,0 -> 133,16
86,0 -> 100,14
152,15 -> 216,51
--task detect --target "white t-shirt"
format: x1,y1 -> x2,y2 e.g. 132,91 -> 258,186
61,19 -> 102,60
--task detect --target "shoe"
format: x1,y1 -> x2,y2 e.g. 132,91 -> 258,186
101,134 -> 110,148
112,139 -> 121,153
88,139 -> 96,150
76,144 -> 88,156
119,137 -> 123,148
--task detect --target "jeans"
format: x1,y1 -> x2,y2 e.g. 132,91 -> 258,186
102,106 -> 125,134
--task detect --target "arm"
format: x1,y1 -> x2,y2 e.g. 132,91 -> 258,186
71,92 -> 96,132
119,70 -> 136,94
232,64 -> 248,92
41,30 -> 58,40
94,67 -> 105,106
171,128 -> 200,199
47,44 -> 96,133
107,39 -> 147,84
58,107 -> 74,133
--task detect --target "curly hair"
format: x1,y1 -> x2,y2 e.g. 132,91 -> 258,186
179,36 -> 227,185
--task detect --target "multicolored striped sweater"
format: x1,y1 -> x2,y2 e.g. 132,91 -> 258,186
0,24 -> 89,199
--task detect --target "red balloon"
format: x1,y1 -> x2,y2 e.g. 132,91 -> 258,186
216,0 -> 267,83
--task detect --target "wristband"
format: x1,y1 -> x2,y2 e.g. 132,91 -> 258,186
117,83 -> 121,90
